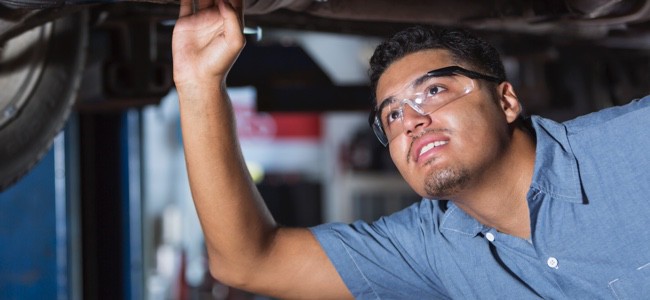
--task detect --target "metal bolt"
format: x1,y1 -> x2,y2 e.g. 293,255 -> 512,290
243,26 -> 263,41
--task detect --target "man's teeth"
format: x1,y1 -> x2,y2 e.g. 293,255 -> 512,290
420,141 -> 448,156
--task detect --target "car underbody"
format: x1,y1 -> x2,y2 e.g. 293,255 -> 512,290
1,0 -> 649,189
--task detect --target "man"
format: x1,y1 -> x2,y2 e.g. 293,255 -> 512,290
172,0 -> 650,299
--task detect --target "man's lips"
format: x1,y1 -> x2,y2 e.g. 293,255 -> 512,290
408,132 -> 450,163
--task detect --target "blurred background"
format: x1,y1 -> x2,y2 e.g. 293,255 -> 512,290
1,0 -> 650,299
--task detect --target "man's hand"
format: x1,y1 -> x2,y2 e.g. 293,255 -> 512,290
172,0 -> 244,88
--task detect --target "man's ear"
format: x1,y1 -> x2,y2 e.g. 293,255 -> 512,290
497,82 -> 521,124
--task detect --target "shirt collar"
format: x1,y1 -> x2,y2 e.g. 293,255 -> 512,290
438,116 -> 584,237
439,202 -> 486,236
528,116 -> 583,204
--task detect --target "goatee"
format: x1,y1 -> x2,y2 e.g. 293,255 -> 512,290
424,166 -> 470,198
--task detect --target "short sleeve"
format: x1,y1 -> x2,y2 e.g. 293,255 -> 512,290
310,200 -> 449,299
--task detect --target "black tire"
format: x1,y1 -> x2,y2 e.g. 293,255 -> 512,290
0,11 -> 88,190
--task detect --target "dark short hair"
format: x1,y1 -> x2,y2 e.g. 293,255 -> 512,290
369,26 -> 506,101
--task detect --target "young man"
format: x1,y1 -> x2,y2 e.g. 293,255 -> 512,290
172,0 -> 650,298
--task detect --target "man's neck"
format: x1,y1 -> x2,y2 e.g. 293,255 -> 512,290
452,127 -> 536,240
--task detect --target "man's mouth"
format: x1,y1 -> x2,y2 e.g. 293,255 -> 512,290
407,129 -> 452,163
419,140 -> 449,157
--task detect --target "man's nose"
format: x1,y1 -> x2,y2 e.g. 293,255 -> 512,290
401,103 -> 432,136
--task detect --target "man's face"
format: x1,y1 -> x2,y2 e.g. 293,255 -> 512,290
376,49 -> 513,199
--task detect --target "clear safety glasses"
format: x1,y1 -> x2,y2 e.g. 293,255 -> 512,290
369,66 -> 503,146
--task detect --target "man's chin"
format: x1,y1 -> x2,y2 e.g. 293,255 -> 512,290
423,167 -> 470,198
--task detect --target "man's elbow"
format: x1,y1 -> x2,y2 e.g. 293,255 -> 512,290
206,256 -> 256,291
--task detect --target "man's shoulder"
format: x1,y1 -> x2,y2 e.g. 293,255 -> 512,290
311,199 -> 441,240
562,96 -> 650,133
365,198 -> 442,233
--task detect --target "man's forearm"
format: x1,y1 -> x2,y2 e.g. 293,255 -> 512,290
177,83 -> 277,280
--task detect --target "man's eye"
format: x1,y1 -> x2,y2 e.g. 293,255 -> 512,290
427,85 -> 446,96
386,109 -> 403,124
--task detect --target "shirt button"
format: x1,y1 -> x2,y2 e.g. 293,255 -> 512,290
547,257 -> 559,269
485,232 -> 495,242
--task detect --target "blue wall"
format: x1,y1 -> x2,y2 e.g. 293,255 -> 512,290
0,148 -> 58,299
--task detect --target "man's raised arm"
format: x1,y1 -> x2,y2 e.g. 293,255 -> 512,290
171,0 -> 352,298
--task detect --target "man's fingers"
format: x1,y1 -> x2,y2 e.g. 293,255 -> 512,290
228,0 -> 244,21
178,0 -> 192,17
197,0 -> 216,10
178,0 -> 216,18
218,0 -> 244,34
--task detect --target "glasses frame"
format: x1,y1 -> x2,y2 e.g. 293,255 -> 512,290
368,66 -> 503,146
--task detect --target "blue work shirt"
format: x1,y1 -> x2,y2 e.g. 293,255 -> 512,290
311,97 -> 650,299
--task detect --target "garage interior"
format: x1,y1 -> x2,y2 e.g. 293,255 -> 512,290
1,0 -> 650,299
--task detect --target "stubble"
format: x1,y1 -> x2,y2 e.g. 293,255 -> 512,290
423,163 -> 471,198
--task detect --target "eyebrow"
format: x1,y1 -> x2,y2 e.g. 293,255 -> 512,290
412,72 -> 435,88
376,96 -> 395,114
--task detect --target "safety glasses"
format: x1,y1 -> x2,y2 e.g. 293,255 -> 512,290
369,66 -> 502,146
